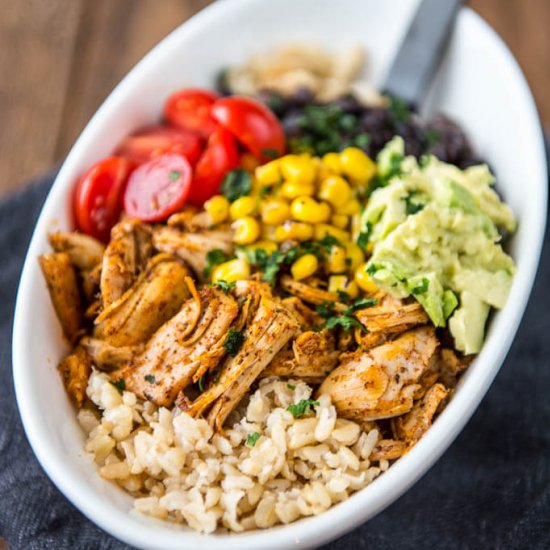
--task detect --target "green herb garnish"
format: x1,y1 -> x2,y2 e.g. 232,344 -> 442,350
110,379 -> 126,394
366,263 -> 381,276
223,329 -> 245,357
337,290 -> 350,303
203,249 -> 234,278
287,399 -> 320,418
403,192 -> 425,216
246,432 -> 262,446
221,169 -> 252,202
168,170 -> 181,181
316,301 -> 336,319
411,278 -> 429,295
144,374 -> 155,384
324,315 -> 366,332
286,383 -> 296,390
211,280 -> 236,294
344,297 -> 378,314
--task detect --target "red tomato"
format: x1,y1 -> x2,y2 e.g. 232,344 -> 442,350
210,96 -> 285,162
187,126 -> 240,206
164,89 -> 220,137
123,154 -> 192,222
74,156 -> 134,242
115,125 -> 203,166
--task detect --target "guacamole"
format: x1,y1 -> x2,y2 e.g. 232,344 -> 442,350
360,137 -> 516,354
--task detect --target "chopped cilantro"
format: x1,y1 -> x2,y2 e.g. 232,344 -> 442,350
246,432 -> 262,446
211,280 -> 236,294
316,301 -> 336,319
337,289 -> 350,303
357,222 -> 372,250
344,297 -> 378,315
286,383 -> 296,390
259,185 -> 271,198
144,374 -> 155,384
324,315 -> 366,332
411,278 -> 429,295
403,192 -> 425,216
168,170 -> 181,181
287,399 -> 320,418
366,263 -> 380,276
221,169 -> 252,202
223,329 -> 245,357
110,378 -> 126,394
318,234 -> 340,252
203,249 -> 234,278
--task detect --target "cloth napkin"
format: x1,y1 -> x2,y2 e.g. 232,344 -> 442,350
0,169 -> 549,550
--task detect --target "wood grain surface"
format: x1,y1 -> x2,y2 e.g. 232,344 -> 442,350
0,0 -> 548,199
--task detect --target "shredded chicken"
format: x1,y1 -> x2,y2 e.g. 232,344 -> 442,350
119,286 -> 239,406
94,254 -> 191,346
49,232 -> 105,271
369,439 -> 407,461
57,346 -> 92,407
39,252 -> 83,343
79,337 -> 140,371
279,275 -> 345,309
318,327 -> 438,421
153,225 -> 233,279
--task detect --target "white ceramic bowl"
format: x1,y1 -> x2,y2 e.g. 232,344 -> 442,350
12,0 -> 547,548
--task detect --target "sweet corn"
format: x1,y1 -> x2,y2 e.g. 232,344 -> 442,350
291,254 -> 319,281
334,198 -> 361,216
229,196 -> 257,220
290,197 -> 331,223
327,246 -> 348,273
344,242 -> 365,271
314,224 -> 350,243
328,275 -> 359,299
355,262 -> 378,292
322,152 -> 342,174
318,176 -> 352,208
339,147 -> 377,185
204,195 -> 230,225
279,154 -> 317,186
255,159 -> 281,186
241,153 -> 260,172
280,180 -> 315,199
211,258 -> 250,283
232,216 -> 260,245
260,199 -> 291,225
275,221 -> 314,242
331,214 -> 349,229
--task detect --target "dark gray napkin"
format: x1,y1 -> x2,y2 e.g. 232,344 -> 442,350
0,170 -> 549,550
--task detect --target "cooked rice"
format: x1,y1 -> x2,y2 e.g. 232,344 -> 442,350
80,370 -> 386,533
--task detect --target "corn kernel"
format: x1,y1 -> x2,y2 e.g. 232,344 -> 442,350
328,275 -> 359,299
331,214 -> 349,229
232,216 -> 260,245
290,197 -> 331,223
211,258 -> 250,283
322,152 -> 342,174
255,160 -> 281,186
327,246 -> 347,273
344,242 -> 365,271
279,154 -> 317,186
229,196 -> 257,220
204,195 -> 229,225
291,254 -> 319,281
275,221 -> 314,242
314,224 -> 350,243
318,176 -> 352,208
241,153 -> 260,172
260,199 -> 291,225
355,263 -> 378,292
334,198 -> 361,216
339,147 -> 376,185
280,181 -> 315,199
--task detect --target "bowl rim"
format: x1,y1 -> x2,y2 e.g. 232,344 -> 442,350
12,1 -> 547,549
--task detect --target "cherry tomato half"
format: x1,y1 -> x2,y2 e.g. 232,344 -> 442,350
187,126 -> 240,206
74,156 -> 134,242
164,88 -> 220,138
115,125 -> 203,166
123,154 -> 192,222
211,96 -> 285,162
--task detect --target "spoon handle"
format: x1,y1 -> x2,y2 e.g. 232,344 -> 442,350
384,0 -> 464,109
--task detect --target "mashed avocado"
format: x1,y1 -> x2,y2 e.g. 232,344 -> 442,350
360,137 -> 516,354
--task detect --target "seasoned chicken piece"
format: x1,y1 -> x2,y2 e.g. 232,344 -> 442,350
58,346 -> 92,407
261,329 -> 339,382
39,252 -> 83,343
49,232 -> 105,271
187,288 -> 300,429
119,286 -> 239,406
354,301 -> 429,349
394,383 -> 448,442
100,220 -> 153,307
80,337 -> 140,371
318,327 -> 438,421
94,254 -> 191,347
280,275 -> 345,309
81,263 -> 102,304
168,208 -> 216,231
153,225 -> 233,279
369,439 -> 407,461
281,297 -> 324,330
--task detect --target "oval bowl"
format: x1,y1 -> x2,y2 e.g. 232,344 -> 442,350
12,0 -> 547,548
